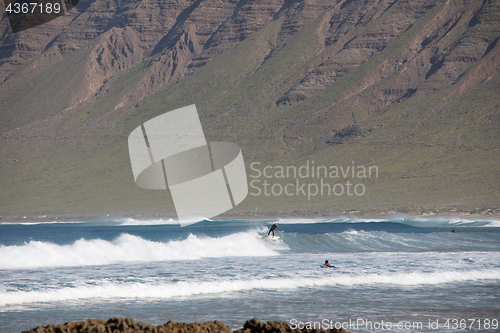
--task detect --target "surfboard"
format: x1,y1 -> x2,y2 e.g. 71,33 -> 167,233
320,265 -> 336,268
268,236 -> 280,240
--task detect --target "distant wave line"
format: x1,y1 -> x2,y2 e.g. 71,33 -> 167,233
2,269 -> 499,307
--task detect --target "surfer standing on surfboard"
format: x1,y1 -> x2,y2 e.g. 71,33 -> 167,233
268,223 -> 279,237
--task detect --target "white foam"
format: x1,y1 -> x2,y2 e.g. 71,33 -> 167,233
342,230 -> 362,234
0,221 -> 84,225
478,219 -> 500,227
1,269 -> 499,307
390,214 -> 500,227
275,217 -> 328,224
275,216 -> 386,224
275,214 -> 500,227
118,218 -> 177,226
0,232 -> 278,269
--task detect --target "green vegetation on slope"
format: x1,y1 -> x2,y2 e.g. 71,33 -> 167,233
0,0 -> 499,219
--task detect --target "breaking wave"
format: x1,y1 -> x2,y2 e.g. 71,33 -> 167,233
1,269 -> 499,307
0,231 -> 278,270
279,229 -> 500,253
274,214 -> 500,227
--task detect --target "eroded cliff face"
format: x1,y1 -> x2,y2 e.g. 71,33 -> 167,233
0,0 -> 499,216
2,0 -> 497,113
0,0 -> 284,110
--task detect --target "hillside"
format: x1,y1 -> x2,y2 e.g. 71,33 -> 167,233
1,0 -> 499,219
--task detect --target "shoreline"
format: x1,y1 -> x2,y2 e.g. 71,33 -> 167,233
1,211 -> 499,225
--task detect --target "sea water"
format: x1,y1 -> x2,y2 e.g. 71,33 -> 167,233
1,215 -> 499,332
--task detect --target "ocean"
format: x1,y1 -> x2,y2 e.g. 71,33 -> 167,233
1,215 -> 499,332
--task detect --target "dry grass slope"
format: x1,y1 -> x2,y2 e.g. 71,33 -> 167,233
0,0 -> 499,219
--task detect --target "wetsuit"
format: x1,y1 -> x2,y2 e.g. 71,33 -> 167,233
268,223 -> 278,236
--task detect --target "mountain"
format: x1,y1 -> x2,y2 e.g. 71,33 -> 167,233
1,0 -> 499,219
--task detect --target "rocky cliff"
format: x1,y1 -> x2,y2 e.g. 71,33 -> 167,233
1,0 -> 499,217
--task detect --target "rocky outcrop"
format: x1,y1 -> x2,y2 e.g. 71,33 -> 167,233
81,26 -> 144,103
4,0 -> 495,112
23,317 -> 231,333
23,318 -> 349,333
116,24 -> 201,108
239,318 -> 348,333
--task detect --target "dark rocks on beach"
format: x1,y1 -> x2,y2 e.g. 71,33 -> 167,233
23,318 -> 350,333
23,318 -> 231,333
240,318 -> 348,333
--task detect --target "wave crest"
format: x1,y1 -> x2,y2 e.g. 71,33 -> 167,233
1,269 -> 498,307
0,232 -> 278,269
